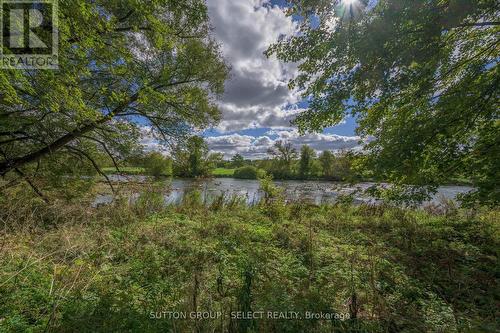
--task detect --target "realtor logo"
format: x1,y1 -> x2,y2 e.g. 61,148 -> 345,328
1,0 -> 58,69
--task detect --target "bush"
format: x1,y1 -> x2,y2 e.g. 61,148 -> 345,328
233,166 -> 265,179
258,175 -> 286,220
143,152 -> 172,177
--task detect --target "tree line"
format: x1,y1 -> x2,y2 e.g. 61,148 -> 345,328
232,141 -> 357,181
120,137 -> 357,181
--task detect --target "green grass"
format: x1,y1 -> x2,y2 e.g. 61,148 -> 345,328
102,166 -> 146,175
212,167 -> 235,177
0,188 -> 498,332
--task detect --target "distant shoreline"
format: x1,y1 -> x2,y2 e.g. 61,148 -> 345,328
96,169 -> 473,188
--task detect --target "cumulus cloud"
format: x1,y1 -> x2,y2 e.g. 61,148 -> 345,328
138,125 -> 363,159
139,1 -> 364,159
206,133 -> 273,159
207,0 -> 301,131
206,130 -> 363,159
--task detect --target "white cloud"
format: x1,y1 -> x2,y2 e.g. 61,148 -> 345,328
138,2 -> 364,159
207,0 -> 302,131
206,129 -> 363,159
206,134 -> 272,159
139,125 -> 363,159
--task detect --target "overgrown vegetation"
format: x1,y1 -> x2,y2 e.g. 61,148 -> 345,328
0,185 -> 498,332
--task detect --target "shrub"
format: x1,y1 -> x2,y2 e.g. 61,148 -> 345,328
234,166 -> 265,179
258,175 -> 286,220
143,152 -> 172,178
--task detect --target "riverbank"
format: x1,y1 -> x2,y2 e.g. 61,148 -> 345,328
99,170 -> 473,192
0,190 -> 498,332
100,166 -> 473,187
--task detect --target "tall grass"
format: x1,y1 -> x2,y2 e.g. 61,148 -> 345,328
0,184 -> 498,332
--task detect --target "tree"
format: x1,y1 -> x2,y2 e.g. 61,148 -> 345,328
207,152 -> 224,170
0,0 -> 228,196
267,140 -> 298,179
299,145 -> 316,179
143,152 -> 172,178
267,141 -> 297,165
267,0 -> 499,205
230,153 -> 245,168
319,150 -> 335,180
187,136 -> 209,177
173,136 -> 211,177
333,150 -> 355,181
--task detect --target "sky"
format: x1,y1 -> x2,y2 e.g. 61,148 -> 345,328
143,0 -> 362,159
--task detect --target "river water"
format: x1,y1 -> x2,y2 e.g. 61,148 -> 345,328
93,177 -> 473,207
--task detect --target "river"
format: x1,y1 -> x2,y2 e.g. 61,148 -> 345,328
93,177 -> 473,207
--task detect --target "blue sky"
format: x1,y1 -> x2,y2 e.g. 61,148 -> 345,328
186,0 -> 361,158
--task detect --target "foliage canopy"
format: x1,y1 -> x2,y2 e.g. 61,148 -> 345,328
267,0 -> 499,205
0,0 -> 228,193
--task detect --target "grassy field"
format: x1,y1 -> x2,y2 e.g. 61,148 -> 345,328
0,187 -> 498,332
102,166 -> 146,175
212,167 -> 235,177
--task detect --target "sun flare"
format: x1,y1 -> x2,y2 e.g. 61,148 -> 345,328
336,0 -> 362,20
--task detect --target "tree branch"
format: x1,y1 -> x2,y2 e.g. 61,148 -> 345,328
66,146 -> 115,193
0,91 -> 141,176
14,168 -> 49,203
81,135 -> 121,173
456,21 -> 500,28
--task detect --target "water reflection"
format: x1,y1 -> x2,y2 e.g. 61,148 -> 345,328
93,177 -> 473,208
